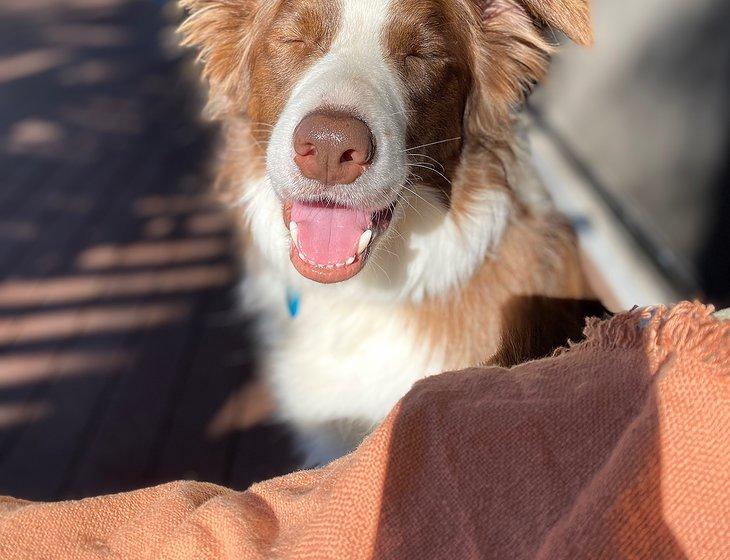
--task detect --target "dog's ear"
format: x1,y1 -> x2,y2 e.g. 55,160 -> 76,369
466,0 -> 552,139
464,0 -> 591,142
519,0 -> 593,46
178,0 -> 260,117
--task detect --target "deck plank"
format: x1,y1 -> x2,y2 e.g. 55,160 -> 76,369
145,288 -> 261,488
0,0 -> 296,501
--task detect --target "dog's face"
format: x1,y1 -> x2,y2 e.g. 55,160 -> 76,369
260,0 -> 473,284
181,0 -> 591,286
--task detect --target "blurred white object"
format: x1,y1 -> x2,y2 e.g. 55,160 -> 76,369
530,124 -> 681,311
532,0 -> 730,302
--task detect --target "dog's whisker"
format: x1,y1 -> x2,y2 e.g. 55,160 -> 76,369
408,162 -> 437,172
400,183 -> 444,216
407,163 -> 452,186
250,137 -> 271,152
386,225 -> 407,243
380,248 -> 400,262
396,191 -> 425,219
399,187 -> 435,218
400,193 -> 436,219
404,137 -> 461,152
367,255 -> 392,286
406,153 -> 446,171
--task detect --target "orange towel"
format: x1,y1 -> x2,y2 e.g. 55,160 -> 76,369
0,302 -> 727,559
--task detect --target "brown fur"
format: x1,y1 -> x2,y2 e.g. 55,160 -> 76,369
179,0 -> 259,117
247,0 -> 340,127
406,212 -> 604,368
520,0 -> 593,45
384,0 -> 473,198
468,0 -> 554,141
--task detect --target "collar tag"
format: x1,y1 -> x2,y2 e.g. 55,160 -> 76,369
286,288 -> 300,318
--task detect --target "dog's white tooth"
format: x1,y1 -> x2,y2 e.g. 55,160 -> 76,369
346,256 -> 355,266
326,264 -> 334,270
335,262 -> 345,269
357,230 -> 372,255
289,221 -> 298,247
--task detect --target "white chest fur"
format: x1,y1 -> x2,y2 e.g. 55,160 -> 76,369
277,292 -> 444,420
243,266 -> 447,462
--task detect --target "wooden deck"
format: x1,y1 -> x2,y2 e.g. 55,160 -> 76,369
0,0 -> 295,501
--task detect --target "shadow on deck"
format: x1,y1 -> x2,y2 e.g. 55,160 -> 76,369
0,0 -> 295,501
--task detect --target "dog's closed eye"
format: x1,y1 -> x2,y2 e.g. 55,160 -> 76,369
404,51 -> 442,61
401,50 -> 448,73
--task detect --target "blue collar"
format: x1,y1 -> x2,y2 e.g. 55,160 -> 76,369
286,287 -> 300,318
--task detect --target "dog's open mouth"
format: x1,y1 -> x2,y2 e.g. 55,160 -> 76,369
284,200 -> 392,283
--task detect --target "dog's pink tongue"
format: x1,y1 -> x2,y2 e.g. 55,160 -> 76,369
291,201 -> 371,265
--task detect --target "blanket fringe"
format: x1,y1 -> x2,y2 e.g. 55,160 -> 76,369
557,302 -> 729,372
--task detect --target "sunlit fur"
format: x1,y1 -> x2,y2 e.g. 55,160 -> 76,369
180,0 -> 594,465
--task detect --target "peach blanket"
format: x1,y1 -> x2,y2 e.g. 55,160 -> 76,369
0,302 -> 728,559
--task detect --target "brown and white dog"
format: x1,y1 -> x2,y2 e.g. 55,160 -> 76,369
180,0 -> 600,464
